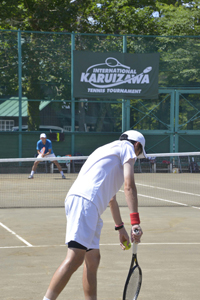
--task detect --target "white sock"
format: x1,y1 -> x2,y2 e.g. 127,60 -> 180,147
43,297 -> 50,300
31,171 -> 34,176
60,171 -> 64,176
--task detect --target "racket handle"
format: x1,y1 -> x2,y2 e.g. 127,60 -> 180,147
132,242 -> 138,254
132,228 -> 139,254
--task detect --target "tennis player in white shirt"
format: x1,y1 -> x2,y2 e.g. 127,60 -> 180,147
43,130 -> 147,300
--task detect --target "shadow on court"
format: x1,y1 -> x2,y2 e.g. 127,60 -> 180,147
1,204 -> 200,300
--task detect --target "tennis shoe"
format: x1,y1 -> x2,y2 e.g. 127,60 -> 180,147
28,175 -> 34,179
62,175 -> 66,179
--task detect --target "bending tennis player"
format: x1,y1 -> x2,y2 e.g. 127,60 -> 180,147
43,130 -> 146,300
28,133 -> 66,179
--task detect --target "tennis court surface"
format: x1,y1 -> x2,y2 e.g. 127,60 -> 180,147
1,172 -> 200,300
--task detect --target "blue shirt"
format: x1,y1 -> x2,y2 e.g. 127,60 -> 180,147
36,139 -> 54,154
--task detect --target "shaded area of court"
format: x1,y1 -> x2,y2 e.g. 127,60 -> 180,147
1,173 -> 200,300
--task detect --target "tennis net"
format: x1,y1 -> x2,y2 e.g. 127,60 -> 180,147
0,152 -> 200,208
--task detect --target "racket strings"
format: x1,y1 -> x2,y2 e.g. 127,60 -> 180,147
125,266 -> 141,300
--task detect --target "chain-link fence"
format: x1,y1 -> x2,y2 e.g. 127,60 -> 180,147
1,30 -> 200,157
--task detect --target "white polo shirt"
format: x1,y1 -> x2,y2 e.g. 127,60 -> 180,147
67,140 -> 136,215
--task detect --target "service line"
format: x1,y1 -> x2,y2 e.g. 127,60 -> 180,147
119,190 -> 200,209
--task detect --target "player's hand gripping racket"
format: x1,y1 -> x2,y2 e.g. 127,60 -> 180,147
122,230 -> 142,300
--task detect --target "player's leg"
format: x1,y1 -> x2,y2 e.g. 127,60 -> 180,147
52,160 -> 66,179
44,247 -> 86,300
53,160 -> 62,172
32,160 -> 40,171
82,249 -> 101,300
82,206 -> 103,300
28,161 -> 40,178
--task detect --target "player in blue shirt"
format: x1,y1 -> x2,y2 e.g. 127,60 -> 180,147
28,133 -> 66,179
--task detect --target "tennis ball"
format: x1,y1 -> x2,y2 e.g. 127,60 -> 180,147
123,241 -> 131,250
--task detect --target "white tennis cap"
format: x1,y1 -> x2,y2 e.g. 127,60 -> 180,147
119,130 -> 147,158
40,133 -> 46,138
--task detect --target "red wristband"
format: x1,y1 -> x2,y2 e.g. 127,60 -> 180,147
130,213 -> 140,225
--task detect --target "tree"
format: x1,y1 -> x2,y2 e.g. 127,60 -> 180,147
155,1 -> 200,36
0,0 -> 92,129
85,0 -> 158,35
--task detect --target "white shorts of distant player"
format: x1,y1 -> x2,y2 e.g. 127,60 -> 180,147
65,195 -> 103,250
37,153 -> 56,159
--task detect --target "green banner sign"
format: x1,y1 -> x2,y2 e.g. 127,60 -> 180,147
73,51 -> 160,99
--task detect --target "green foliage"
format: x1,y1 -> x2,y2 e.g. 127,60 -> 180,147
1,0 -> 199,35
86,0 -> 157,35
0,0 -> 91,32
155,1 -> 200,36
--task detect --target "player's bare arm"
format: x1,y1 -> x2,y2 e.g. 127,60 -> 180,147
109,196 -> 130,250
44,149 -> 51,156
123,159 -> 138,212
123,159 -> 143,243
109,195 -> 123,225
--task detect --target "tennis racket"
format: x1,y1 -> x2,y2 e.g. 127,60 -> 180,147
40,147 -> 45,155
122,231 -> 142,300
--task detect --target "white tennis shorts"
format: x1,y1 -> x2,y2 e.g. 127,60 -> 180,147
37,153 -> 56,158
65,195 -> 103,249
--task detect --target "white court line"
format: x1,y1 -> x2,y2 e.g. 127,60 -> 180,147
136,183 -> 200,198
138,194 -> 189,207
0,222 -> 33,247
119,190 -> 200,209
1,242 -> 200,249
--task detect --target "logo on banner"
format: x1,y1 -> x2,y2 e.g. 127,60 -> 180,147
80,57 -> 152,94
73,51 -> 160,99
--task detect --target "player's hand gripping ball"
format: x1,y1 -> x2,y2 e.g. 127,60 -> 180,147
123,241 -> 131,250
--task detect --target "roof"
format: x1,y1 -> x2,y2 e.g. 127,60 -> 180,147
0,97 -> 51,117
